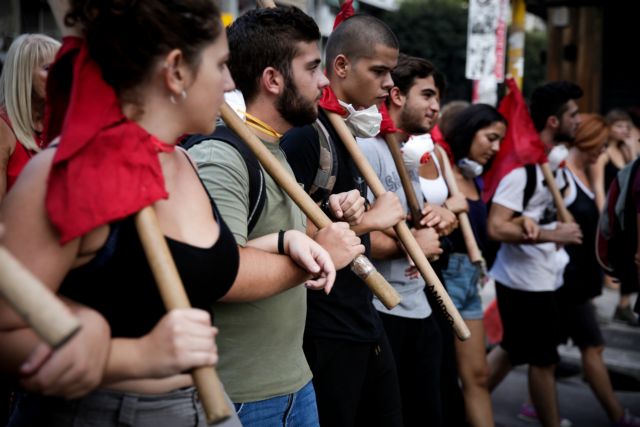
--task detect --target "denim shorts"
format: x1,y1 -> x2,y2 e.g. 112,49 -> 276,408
234,380 -> 319,427
441,253 -> 483,320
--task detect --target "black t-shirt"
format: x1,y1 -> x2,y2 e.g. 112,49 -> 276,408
281,109 -> 383,343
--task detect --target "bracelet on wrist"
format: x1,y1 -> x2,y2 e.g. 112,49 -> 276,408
277,230 -> 286,255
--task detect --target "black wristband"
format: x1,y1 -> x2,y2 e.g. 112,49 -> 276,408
277,230 -> 286,255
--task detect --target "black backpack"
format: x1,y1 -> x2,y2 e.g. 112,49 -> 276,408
181,126 -> 267,234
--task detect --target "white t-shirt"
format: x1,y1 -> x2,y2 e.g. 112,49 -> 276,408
489,165 -> 569,292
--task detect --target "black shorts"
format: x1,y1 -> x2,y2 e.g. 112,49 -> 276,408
557,300 -> 605,348
495,281 -> 561,367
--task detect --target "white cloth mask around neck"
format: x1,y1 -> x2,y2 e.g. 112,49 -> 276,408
338,100 -> 382,138
402,133 -> 434,170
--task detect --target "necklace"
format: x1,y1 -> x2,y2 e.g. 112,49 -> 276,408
244,112 -> 282,139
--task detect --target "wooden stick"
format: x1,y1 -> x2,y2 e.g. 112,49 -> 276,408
219,103 -> 401,309
383,133 -> 423,229
436,145 -> 484,265
540,162 -> 574,223
325,110 -> 470,340
135,207 -> 231,424
0,247 -> 80,348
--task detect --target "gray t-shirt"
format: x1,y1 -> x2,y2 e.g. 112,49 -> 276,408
358,135 -> 432,319
189,137 -> 311,403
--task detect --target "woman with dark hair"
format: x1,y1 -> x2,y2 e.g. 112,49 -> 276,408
0,0 -> 335,425
441,103 -> 506,427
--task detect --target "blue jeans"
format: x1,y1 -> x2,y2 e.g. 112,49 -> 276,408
441,253 -> 483,320
233,381 -> 319,427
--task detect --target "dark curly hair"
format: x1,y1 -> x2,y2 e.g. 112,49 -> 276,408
227,6 -> 320,104
66,0 -> 222,95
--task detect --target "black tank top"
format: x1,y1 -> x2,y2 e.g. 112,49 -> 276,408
559,170 -> 602,303
59,191 -> 239,337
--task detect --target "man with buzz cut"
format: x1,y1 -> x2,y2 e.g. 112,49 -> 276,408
281,14 -> 406,427
188,7 -> 366,426
357,54 -> 452,427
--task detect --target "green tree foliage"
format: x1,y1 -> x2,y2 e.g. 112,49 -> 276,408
382,0 -> 472,102
522,29 -> 546,100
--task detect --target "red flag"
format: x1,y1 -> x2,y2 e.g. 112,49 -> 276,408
319,86 -> 347,115
482,78 -> 547,202
333,0 -> 355,30
44,37 -> 171,244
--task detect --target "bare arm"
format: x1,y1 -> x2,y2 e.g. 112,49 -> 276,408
351,191 -> 405,235
487,202 -> 582,245
219,246 -> 311,302
591,152 -> 608,212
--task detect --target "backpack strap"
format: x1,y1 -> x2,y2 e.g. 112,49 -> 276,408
522,163 -> 537,212
308,119 -> 338,201
181,126 -> 266,234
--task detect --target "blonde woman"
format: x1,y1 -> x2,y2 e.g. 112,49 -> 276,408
0,34 -> 60,201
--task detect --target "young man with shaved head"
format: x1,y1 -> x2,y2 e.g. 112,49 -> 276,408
281,14 -> 406,427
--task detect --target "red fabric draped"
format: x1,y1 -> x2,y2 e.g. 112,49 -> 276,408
482,78 -> 547,202
378,102 -> 400,135
319,86 -> 346,115
43,37 -> 172,244
333,0 -> 355,30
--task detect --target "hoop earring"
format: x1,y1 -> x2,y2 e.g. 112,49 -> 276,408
169,94 -> 177,104
181,90 -> 187,100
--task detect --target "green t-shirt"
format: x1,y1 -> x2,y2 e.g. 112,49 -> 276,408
189,137 -> 311,403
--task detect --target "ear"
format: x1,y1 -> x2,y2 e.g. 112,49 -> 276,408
260,66 -> 285,97
546,115 -> 560,131
333,54 -> 350,79
389,87 -> 404,109
162,49 -> 190,96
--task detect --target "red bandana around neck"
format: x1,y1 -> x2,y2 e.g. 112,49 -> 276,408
44,37 -> 172,244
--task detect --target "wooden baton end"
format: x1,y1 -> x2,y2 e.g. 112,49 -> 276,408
367,270 -> 402,310
192,366 -> 232,424
0,247 -> 81,348
350,255 -> 401,309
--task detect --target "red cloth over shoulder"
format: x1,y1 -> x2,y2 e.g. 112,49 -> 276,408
43,37 -> 171,244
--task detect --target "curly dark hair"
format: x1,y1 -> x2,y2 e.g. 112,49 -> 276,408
530,81 -> 582,132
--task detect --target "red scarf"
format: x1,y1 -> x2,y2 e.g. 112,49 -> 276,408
43,37 -> 172,244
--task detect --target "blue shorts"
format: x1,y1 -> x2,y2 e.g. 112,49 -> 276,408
442,253 -> 483,320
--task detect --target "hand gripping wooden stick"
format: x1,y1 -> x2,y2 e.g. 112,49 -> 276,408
383,133 -> 424,229
436,145 -> 484,265
135,207 -> 231,425
219,103 -> 401,309
0,247 -> 80,348
325,111 -> 470,340
540,162 -> 574,223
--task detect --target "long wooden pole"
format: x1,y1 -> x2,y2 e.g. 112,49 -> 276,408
436,145 -> 484,265
326,111 -> 470,340
540,162 -> 573,223
219,103 -> 401,309
383,133 -> 424,228
135,207 -> 231,424
0,247 -> 80,348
